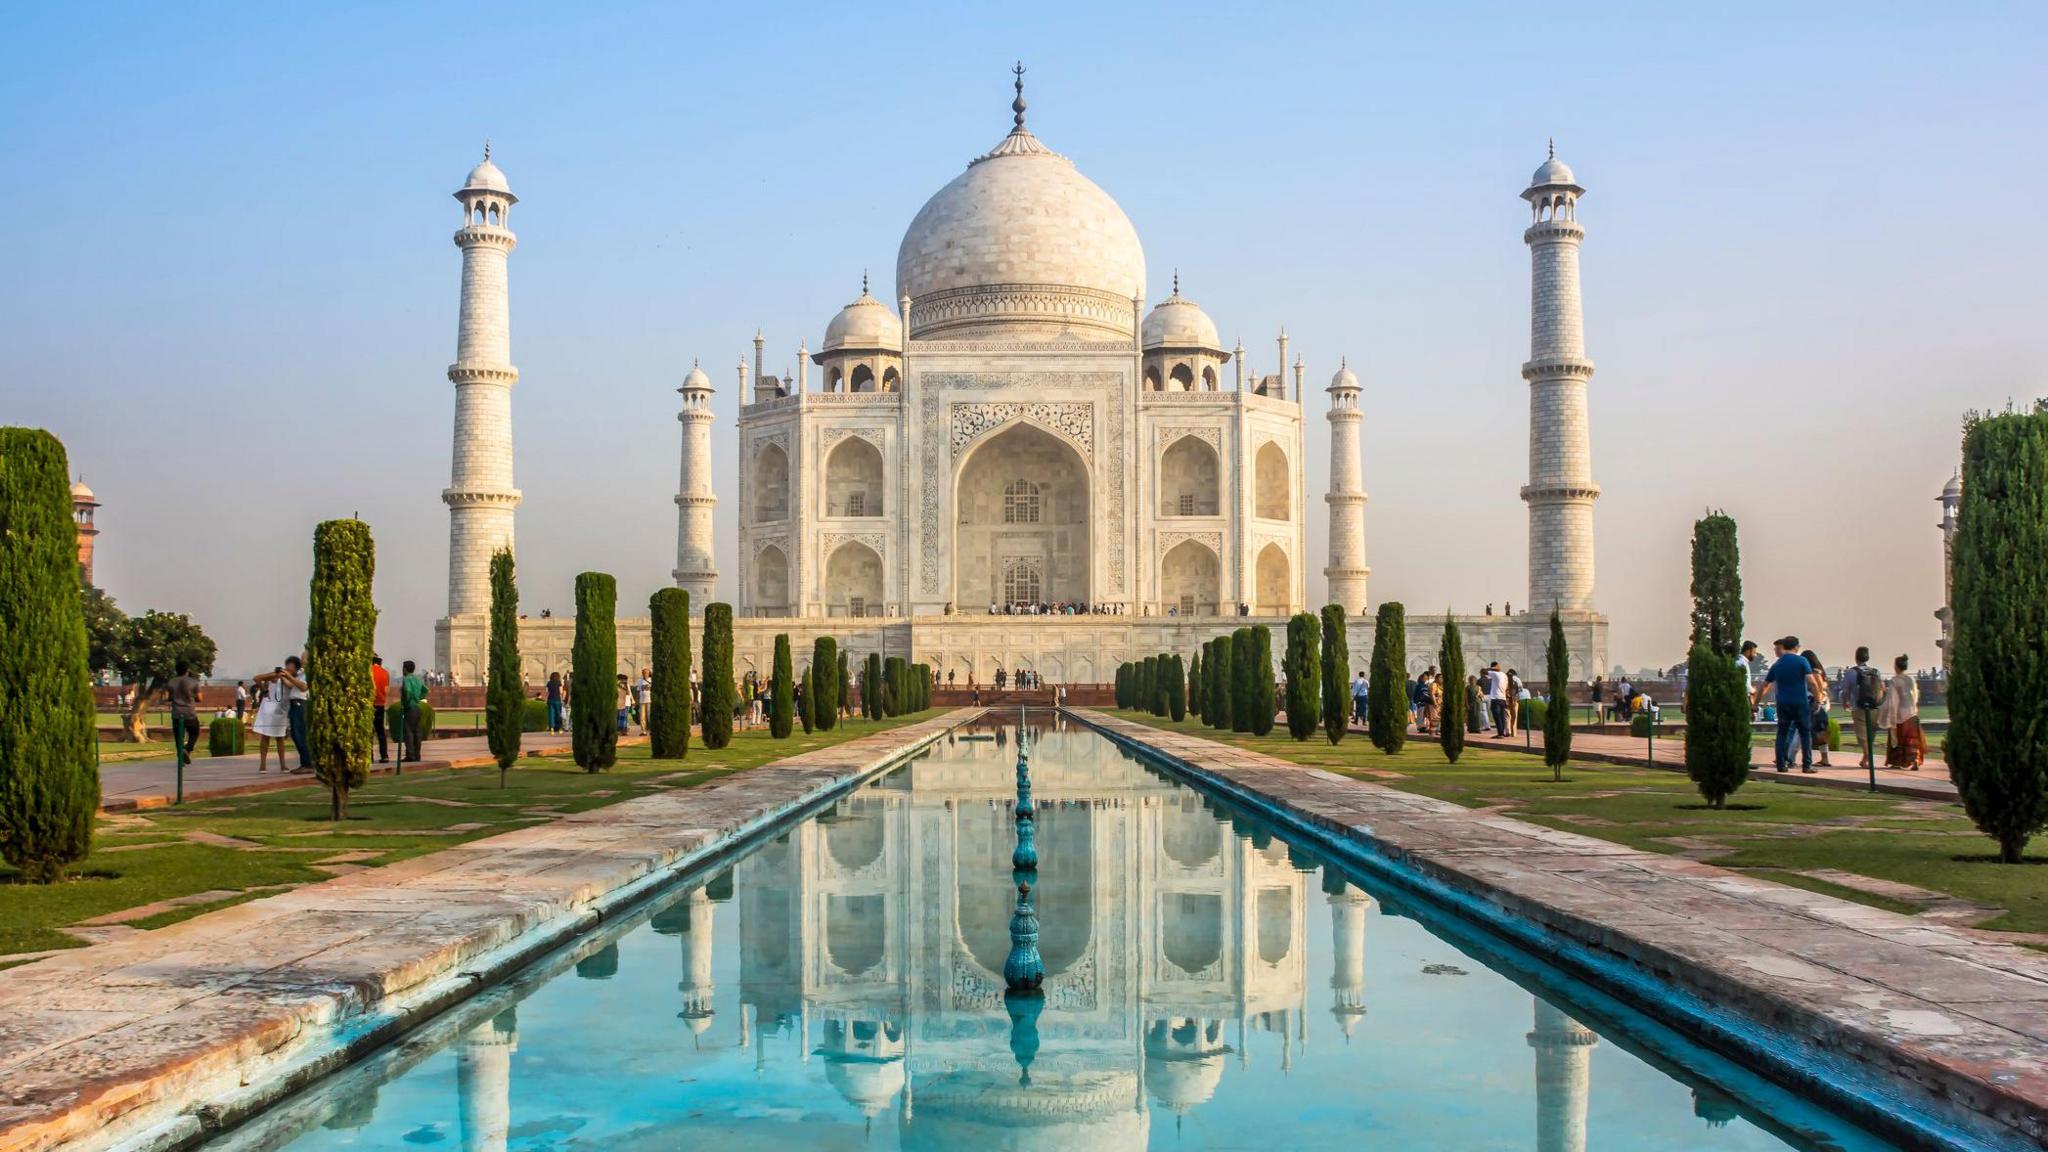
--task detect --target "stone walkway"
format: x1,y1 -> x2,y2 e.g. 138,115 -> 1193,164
94,732 -> 652,810
0,710 -> 978,1152
1078,710 -> 2047,1152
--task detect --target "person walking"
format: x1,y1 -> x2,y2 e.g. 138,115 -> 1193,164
370,656 -> 391,764
250,665 -> 292,773
1351,671 -> 1369,727
1879,654 -> 1924,769
399,660 -> 427,763
1752,638 -> 1815,773
1845,646 -> 1886,769
1803,650 -> 1834,768
545,672 -> 565,734
164,661 -> 203,763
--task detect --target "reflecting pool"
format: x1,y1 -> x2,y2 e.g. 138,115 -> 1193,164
218,716 -> 1907,1151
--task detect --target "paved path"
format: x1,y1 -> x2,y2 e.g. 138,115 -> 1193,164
1459,725 -> 1959,801
0,709 -> 979,1152
95,732 -> 655,810
1078,710 -> 2046,1152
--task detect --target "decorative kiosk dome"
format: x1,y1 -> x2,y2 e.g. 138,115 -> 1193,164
895,69 -> 1144,340
70,479 -> 96,503
1526,142 -> 1581,195
464,144 -> 514,197
1141,276 -> 1222,353
1329,359 -> 1361,391
822,278 -> 904,353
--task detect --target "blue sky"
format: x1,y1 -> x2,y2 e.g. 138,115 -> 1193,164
4,2 -> 2044,675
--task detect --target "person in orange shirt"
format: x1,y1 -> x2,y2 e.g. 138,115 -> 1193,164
370,655 -> 392,764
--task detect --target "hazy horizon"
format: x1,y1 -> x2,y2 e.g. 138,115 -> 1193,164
6,3 -> 2043,678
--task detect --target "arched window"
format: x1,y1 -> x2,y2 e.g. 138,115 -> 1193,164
1201,365 -> 1218,391
850,364 -> 875,392
1003,560 -> 1042,607
1003,480 -> 1040,524
1169,363 -> 1194,391
882,367 -> 900,392
1144,365 -> 1162,391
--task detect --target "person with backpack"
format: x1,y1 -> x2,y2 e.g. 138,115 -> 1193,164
399,659 -> 428,763
1845,646 -> 1886,769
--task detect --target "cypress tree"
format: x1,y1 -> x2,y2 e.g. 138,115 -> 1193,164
572,573 -> 619,770
1138,657 -> 1154,713
1167,654 -> 1187,721
864,652 -> 884,719
699,603 -> 735,750
485,548 -> 522,783
1949,406 -> 2048,863
837,651 -> 851,721
306,519 -> 378,820
1544,609 -> 1573,780
1438,614 -> 1467,763
1689,512 -> 1744,657
1231,628 -> 1256,733
769,634 -> 794,738
1152,654 -> 1170,716
1367,603 -> 1408,754
1186,651 -> 1202,721
1320,605 -> 1349,746
649,589 -> 691,758
1115,663 -> 1129,709
799,665 -> 816,733
811,637 -> 839,730
1284,613 -> 1320,740
0,428 -> 98,880
883,656 -> 906,717
1209,635 -> 1234,731
1249,626 -> 1277,737
1685,640 -> 1750,807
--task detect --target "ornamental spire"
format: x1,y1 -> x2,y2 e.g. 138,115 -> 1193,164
1012,61 -> 1027,129
1547,137 -> 1554,160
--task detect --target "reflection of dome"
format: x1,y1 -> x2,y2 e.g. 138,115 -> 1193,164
1142,280 -> 1221,352
896,109 -> 1144,339
1145,1019 -> 1229,1115
826,1057 -> 905,1117
902,1069 -> 1146,1152
822,287 -> 904,353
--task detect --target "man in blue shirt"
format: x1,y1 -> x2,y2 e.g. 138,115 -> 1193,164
1752,636 -> 1814,772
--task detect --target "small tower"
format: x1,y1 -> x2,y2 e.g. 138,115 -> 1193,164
1326,878 -> 1371,1039
456,1009 -> 518,1152
1528,1000 -> 1598,1152
675,887 -> 716,1038
813,274 -> 903,392
1323,361 -> 1370,614
673,360 -> 718,606
70,478 -> 99,586
444,145 -> 522,619
1521,143 -> 1600,617
1937,469 -> 1962,668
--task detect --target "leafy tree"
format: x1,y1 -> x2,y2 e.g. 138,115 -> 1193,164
81,581 -> 125,678
1320,605 -> 1349,746
699,604 -> 736,750
0,428 -> 98,881
1284,613 -> 1321,740
649,589 -> 691,758
1438,614 -> 1466,763
1166,654 -> 1187,721
1248,627 -> 1277,737
572,573 -> 619,770
1185,651 -> 1202,721
1949,406 -> 2048,863
1544,610 -> 1574,781
799,665 -> 816,734
1208,635 -> 1234,731
1685,640 -> 1750,807
485,548 -> 522,783
1689,512 -> 1744,657
1367,603 -> 1407,754
306,520 -> 377,820
812,637 -> 839,730
111,610 -> 217,742
769,634 -> 795,737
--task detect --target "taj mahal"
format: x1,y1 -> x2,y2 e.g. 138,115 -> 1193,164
436,70 -> 1608,685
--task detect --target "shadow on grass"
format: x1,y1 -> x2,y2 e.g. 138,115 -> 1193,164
1675,803 -> 1767,812
1948,854 -> 2046,866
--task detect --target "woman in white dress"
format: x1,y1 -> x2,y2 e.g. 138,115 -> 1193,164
1878,655 -> 1924,769
249,666 -> 292,772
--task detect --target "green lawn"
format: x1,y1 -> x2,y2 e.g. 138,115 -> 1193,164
0,712 -> 933,958
1103,709 -> 2045,938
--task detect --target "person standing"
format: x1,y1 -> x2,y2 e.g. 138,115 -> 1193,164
616,673 -> 632,735
251,665 -> 292,773
1803,650 -> 1834,768
399,659 -> 427,763
1879,654 -> 1924,769
1506,668 -> 1526,735
164,661 -> 203,763
280,655 -> 311,770
545,672 -> 565,734
370,656 -> 391,764
1845,646 -> 1886,769
1484,662 -> 1510,737
635,668 -> 652,734
233,680 -> 248,723
1752,638 -> 1814,773
1351,671 -> 1369,727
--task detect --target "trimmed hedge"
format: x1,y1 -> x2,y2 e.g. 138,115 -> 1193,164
699,603 -> 735,750
521,698 -> 548,733
485,548 -> 522,779
571,572 -> 619,771
769,634 -> 794,738
1367,603 -> 1407,754
1284,613 -> 1320,741
1319,606 -> 1348,746
649,588 -> 691,758
208,716 -> 244,757
812,637 -> 839,730
306,519 -> 377,820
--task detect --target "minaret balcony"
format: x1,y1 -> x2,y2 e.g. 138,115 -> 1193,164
448,363 -> 520,386
1519,483 -> 1602,503
453,225 -> 517,250
1519,356 -> 1594,382
1522,219 -> 1584,244
443,488 -> 523,508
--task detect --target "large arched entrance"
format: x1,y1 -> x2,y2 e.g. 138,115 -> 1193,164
953,423 -> 1090,610
826,541 -> 884,617
1159,539 -> 1221,616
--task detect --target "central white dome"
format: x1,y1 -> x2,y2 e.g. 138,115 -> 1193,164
896,122 -> 1145,340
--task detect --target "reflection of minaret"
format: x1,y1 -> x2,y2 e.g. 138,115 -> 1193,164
1528,999 -> 1597,1152
1327,879 -> 1371,1039
676,887 -> 715,1040
456,1008 -> 517,1152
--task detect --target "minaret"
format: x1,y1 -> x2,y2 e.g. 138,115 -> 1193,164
676,886 -> 716,1040
456,1009 -> 517,1152
444,145 -> 522,619
70,479 -> 99,586
1327,878 -> 1370,1040
1275,328 -> 1290,399
1323,360 -> 1369,614
1520,143 -> 1599,617
673,360 -> 718,605
1937,470 -> 1962,668
1528,999 -> 1597,1152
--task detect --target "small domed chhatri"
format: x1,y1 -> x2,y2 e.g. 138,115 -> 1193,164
463,142 -> 514,197
1141,274 -> 1222,354
822,275 -> 904,354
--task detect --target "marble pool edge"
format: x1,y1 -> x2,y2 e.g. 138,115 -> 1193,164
1069,708 -> 2047,1152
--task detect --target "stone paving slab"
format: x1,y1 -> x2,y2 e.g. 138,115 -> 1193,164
0,710 -> 977,1152
1077,710 -> 2048,1152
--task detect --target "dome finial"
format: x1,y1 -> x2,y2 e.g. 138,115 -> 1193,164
1172,269 -> 1180,296
862,268 -> 869,296
484,138 -> 491,162
1011,61 -> 1027,129
1547,136 -> 1554,160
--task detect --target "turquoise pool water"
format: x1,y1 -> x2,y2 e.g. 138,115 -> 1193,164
216,716 -> 1908,1151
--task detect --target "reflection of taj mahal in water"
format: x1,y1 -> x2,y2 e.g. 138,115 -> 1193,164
429,724 -> 1604,1151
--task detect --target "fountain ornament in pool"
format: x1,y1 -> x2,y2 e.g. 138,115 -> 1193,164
217,715 -> 1912,1152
